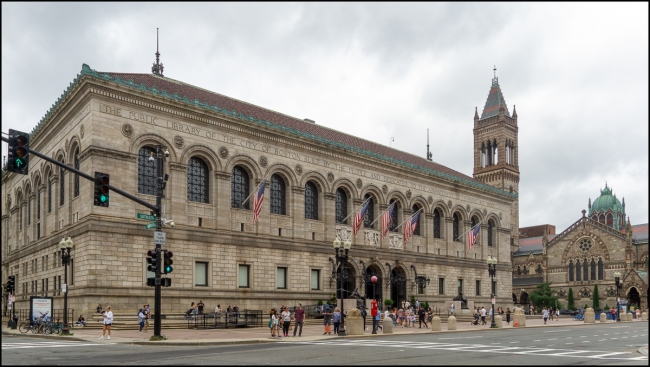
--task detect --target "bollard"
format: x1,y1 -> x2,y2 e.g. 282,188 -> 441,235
494,315 -> 502,328
584,308 -> 595,324
344,308 -> 364,336
513,308 -> 526,327
431,316 -> 441,331
447,315 -> 457,330
382,317 -> 393,334
642,312 -> 648,321
600,313 -> 607,323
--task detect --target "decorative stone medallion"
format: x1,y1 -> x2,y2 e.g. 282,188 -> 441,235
447,200 -> 452,208
356,178 -> 363,189
327,172 -> 334,182
427,195 -> 433,204
295,164 -> 303,175
382,185 -> 388,194
80,124 -> 85,138
173,136 -> 184,149
259,156 -> 268,167
406,190 -> 412,199
219,146 -> 229,159
121,123 -> 134,137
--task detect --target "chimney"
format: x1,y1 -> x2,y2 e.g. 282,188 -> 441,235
303,118 -> 315,124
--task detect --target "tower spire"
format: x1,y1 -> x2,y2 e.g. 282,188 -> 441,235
152,28 -> 164,77
426,129 -> 432,161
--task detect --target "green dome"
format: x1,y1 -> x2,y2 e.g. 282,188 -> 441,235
589,184 -> 623,214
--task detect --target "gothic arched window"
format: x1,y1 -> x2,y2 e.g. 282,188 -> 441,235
453,213 -> 460,242
590,258 -> 596,280
411,204 -> 421,236
27,189 -> 31,226
59,164 -> 65,206
389,199 -> 399,232
363,194 -> 374,228
523,265 -> 528,275
592,215 -> 597,221
231,166 -> 250,209
569,260 -> 574,281
137,146 -> 157,195
433,208 -> 442,238
517,266 -> 522,276
598,258 -> 604,280
488,219 -> 494,247
270,174 -> 286,215
606,213 -> 613,226
335,188 -> 348,224
187,157 -> 209,203
73,148 -> 80,198
599,214 -> 605,224
583,258 -> 589,281
47,173 -> 52,213
536,264 -> 543,275
304,181 -> 319,220
576,260 -> 582,281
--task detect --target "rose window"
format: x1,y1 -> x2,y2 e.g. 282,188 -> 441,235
578,238 -> 592,251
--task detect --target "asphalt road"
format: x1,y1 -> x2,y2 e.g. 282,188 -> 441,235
2,323 -> 647,365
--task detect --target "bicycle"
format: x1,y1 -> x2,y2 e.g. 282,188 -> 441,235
19,322 -> 41,334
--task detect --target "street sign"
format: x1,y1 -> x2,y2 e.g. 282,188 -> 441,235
8,294 -> 15,303
62,284 -> 67,293
154,231 -> 166,245
145,223 -> 157,230
491,297 -> 495,304
619,300 -> 628,305
138,213 -> 157,221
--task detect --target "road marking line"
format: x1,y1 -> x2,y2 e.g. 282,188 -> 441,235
590,353 -> 626,358
548,338 -> 557,340
544,329 -> 569,333
533,340 -> 541,342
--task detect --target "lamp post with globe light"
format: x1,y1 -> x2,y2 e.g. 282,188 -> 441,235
614,271 -> 622,322
59,237 -> 74,334
487,255 -> 498,328
333,237 -> 351,336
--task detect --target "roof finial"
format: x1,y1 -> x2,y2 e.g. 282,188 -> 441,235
474,106 -> 479,120
426,129 -> 432,161
493,65 -> 497,79
152,28 -> 164,77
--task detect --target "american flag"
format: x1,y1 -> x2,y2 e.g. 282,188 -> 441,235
353,200 -> 370,236
467,224 -> 481,250
252,180 -> 266,223
381,203 -> 396,240
403,211 -> 421,243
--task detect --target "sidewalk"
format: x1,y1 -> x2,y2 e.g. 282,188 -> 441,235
2,317 -> 645,346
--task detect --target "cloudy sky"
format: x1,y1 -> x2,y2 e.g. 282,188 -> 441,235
2,2 -> 648,231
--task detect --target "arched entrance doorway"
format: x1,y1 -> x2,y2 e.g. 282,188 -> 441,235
512,293 -> 518,304
336,264 -> 356,300
520,292 -> 529,305
390,267 -> 407,309
628,287 -> 641,310
365,265 -> 383,302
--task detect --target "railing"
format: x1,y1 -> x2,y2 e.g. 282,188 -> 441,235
191,310 -> 263,329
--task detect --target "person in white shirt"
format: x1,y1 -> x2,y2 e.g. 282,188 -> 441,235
542,308 -> 549,324
281,308 -> 291,337
450,303 -> 455,315
99,305 -> 113,340
480,307 -> 487,325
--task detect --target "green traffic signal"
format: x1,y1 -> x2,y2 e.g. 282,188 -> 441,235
94,172 -> 110,207
163,251 -> 174,274
7,129 -> 29,175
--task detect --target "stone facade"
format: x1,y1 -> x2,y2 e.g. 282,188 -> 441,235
2,64 -> 518,316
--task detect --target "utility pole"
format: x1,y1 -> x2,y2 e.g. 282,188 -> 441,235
153,145 -> 163,337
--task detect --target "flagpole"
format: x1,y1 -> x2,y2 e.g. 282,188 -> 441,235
394,208 -> 423,230
458,218 -> 485,239
240,174 -> 267,209
339,198 -> 370,225
368,202 -> 396,227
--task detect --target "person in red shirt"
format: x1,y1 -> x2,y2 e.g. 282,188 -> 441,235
293,304 -> 305,337
371,299 -> 379,334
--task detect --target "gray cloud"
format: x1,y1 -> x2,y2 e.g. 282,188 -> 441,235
2,2 -> 647,231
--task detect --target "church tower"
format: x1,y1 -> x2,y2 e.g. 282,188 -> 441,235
473,69 -> 520,252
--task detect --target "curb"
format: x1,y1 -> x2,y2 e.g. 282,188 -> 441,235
2,331 -> 87,343
639,346 -> 648,356
131,339 -> 277,346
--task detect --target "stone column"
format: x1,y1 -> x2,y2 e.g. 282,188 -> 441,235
291,186 -> 305,240
20,200 -> 28,248
324,193 -> 336,243
425,213 -> 434,254
29,192 -> 36,244
445,217 -> 453,256
382,317 -> 393,333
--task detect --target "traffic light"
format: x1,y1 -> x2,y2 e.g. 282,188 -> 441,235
146,250 -> 158,273
146,277 -> 155,287
7,275 -> 15,293
162,278 -> 172,287
94,172 -> 110,207
7,129 -> 29,175
163,250 -> 173,274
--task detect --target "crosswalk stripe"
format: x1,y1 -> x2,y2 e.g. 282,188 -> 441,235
2,342 -> 113,350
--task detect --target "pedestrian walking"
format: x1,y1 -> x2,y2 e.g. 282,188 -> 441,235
371,299 -> 379,334
636,308 -> 641,320
480,307 -> 487,325
360,306 -> 368,331
332,308 -> 342,334
322,304 -> 333,335
418,306 -> 428,328
556,308 -> 560,320
99,305 -> 113,340
197,300 -> 205,315
506,308 -> 511,324
268,309 -> 276,337
142,304 -> 150,331
189,302 -> 197,319
542,308 -> 549,324
274,308 -> 282,336
450,302 -> 455,316
293,304 -> 305,337
281,307 -> 291,337
138,308 -> 146,333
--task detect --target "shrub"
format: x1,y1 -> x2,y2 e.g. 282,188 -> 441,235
592,285 -> 600,310
384,299 -> 394,307
317,300 -> 323,306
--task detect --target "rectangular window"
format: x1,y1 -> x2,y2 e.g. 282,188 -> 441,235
476,280 -> 481,296
45,278 -> 49,296
195,262 -> 208,286
41,279 -> 44,295
54,277 -> 57,296
58,276 -> 61,296
311,269 -> 320,290
238,264 -> 250,288
458,279 -> 463,295
277,267 -> 287,289
35,259 -> 38,274
45,255 -> 48,270
37,223 -> 40,239
417,282 -> 424,295
438,278 -> 445,295
70,259 -> 74,285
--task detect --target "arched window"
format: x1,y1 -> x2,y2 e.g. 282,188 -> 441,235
336,188 -> 348,224
304,181 -> 318,220
576,260 -> 581,281
591,215 -> 598,221
47,173 -> 52,213
73,148 -> 80,198
59,164 -> 65,206
569,260 -> 574,281
389,199 -> 399,232
270,174 -> 286,215
27,189 -> 31,226
536,264 -> 543,274
453,213 -> 460,242
363,194 -> 374,228
411,204 -> 421,236
590,258 -> 596,280
36,183 -> 41,220
433,208 -> 442,238
583,258 -> 588,281
137,146 -> 157,195
598,214 -> 605,224
517,266 -> 522,276
487,219 -> 494,247
187,157 -> 209,203
597,258 -> 604,280
606,213 -> 613,226
18,195 -> 23,231
231,166 -> 250,209
523,265 -> 528,275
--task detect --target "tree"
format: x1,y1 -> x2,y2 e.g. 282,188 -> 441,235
529,282 -> 559,309
567,288 -> 575,310
592,284 -> 600,310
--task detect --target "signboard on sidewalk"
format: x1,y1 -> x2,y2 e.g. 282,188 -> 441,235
29,296 -> 53,323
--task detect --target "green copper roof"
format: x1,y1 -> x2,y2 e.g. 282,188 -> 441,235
589,183 -> 624,215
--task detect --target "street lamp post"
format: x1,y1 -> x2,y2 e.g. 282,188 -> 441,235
333,238 -> 351,336
59,237 -> 74,335
614,271 -> 621,322
487,255 -> 497,328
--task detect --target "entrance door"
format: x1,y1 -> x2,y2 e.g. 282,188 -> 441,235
628,287 -> 641,310
365,266 -> 382,302
336,265 -> 356,299
390,268 -> 407,309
